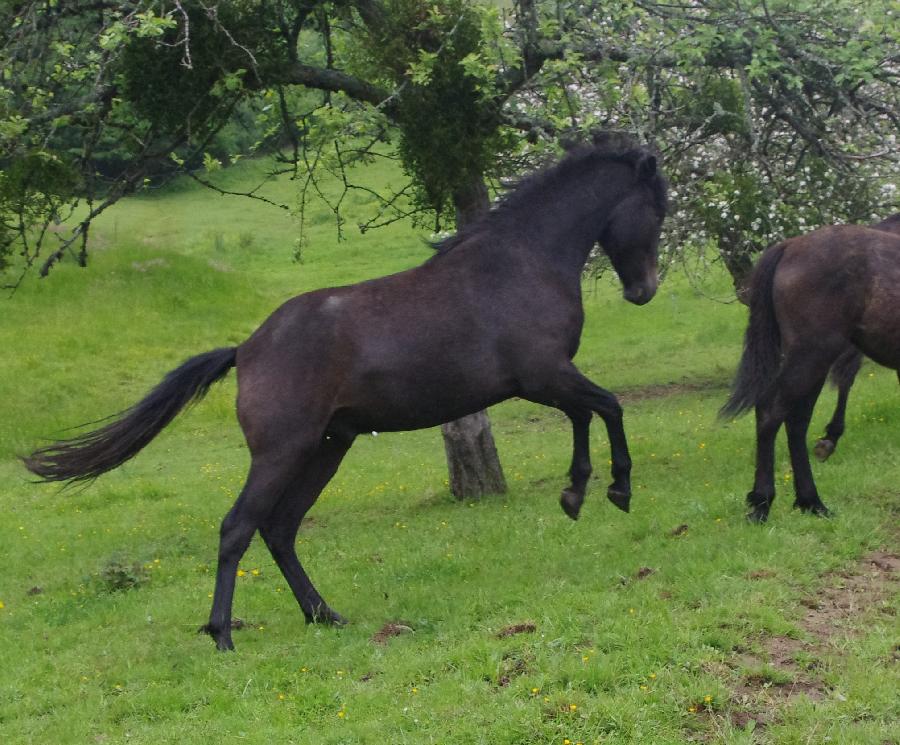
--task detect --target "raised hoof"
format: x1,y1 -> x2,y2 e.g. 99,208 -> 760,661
305,607 -> 348,626
199,623 -> 235,651
560,488 -> 583,520
606,485 -> 631,513
813,438 -> 836,462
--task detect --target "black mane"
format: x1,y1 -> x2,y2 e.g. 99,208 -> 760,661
432,142 -> 668,256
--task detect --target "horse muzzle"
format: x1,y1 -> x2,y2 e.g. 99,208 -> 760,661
623,280 -> 657,305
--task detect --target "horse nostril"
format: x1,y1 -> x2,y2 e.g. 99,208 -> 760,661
624,284 -> 654,305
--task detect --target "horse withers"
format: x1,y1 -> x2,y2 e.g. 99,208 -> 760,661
25,139 -> 668,650
722,219 -> 900,522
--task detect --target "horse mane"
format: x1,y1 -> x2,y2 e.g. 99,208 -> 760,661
432,139 -> 668,256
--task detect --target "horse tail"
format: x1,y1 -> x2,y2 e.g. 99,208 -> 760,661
720,243 -> 788,418
23,347 -> 237,483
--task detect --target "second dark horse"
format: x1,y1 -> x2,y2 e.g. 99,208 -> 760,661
722,217 -> 900,522
25,141 -> 668,650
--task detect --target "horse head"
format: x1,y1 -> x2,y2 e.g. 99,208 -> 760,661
599,152 -> 666,305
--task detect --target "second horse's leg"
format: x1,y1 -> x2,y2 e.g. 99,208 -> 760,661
786,386 -> 831,516
747,395 -> 783,523
814,349 -> 861,461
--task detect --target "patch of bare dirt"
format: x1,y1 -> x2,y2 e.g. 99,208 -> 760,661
798,551 -> 898,641
618,378 -> 728,403
497,621 -> 537,638
702,549 -> 898,738
371,621 -> 414,645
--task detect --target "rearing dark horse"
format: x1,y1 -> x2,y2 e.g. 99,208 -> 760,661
24,142 -> 668,650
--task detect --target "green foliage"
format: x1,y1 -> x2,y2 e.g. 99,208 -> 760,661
357,0 -> 515,219
0,151 -> 80,268
119,4 -> 249,137
95,558 -> 151,594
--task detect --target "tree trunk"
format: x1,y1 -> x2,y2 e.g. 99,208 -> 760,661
439,174 -> 508,499
718,234 -> 757,305
442,410 -> 507,497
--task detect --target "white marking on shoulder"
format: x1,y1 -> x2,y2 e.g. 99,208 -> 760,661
323,295 -> 345,312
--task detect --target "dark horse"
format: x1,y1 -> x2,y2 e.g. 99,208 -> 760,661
722,217 -> 900,522
24,141 -> 668,650
813,213 -> 900,461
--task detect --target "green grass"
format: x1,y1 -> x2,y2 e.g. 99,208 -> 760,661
1,158 -> 897,744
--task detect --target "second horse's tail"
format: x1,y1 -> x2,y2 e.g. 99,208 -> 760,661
23,347 -> 237,483
720,243 -> 787,418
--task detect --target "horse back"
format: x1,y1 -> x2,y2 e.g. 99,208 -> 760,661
775,226 -> 900,369
233,251 -> 585,437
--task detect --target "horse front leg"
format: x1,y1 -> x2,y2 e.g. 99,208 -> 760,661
523,363 -> 632,518
814,348 -> 861,461
559,409 -> 592,520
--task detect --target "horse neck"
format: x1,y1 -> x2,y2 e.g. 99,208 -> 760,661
506,170 -> 635,279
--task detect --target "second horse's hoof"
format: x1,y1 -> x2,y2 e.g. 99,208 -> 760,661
746,507 -> 769,524
560,488 -> 583,520
306,607 -> 348,626
796,501 -> 833,518
813,438 -> 836,462
606,486 -> 631,513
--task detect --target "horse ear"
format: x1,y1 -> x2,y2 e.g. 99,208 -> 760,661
637,154 -> 657,180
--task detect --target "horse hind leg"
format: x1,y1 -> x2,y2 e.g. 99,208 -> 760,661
258,434 -> 354,626
201,453 -> 307,651
786,383 -> 831,516
814,349 -> 862,461
747,395 -> 783,523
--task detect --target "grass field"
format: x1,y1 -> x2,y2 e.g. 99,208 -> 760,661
1,157 -> 897,744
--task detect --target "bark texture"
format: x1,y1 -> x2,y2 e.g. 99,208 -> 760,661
441,410 -> 507,498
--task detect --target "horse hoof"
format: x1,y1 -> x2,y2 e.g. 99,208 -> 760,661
813,439 -> 835,462
746,507 -> 769,524
797,502 -> 832,518
199,623 -> 235,651
560,488 -> 583,520
306,607 -> 347,626
606,486 -> 631,513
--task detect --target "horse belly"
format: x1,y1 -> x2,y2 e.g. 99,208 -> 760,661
856,273 -> 900,370
338,364 -> 516,433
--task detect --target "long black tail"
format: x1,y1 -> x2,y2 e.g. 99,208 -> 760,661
24,347 -> 237,483
720,243 -> 788,418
